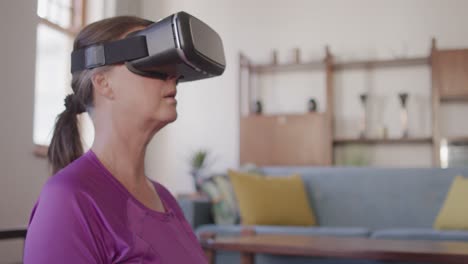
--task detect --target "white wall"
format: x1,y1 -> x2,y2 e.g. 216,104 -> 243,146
0,0 -> 50,262
140,0 -> 468,193
0,0 -> 118,261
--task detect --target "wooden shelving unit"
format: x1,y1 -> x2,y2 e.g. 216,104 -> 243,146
239,47 -> 333,166
239,38 -> 468,167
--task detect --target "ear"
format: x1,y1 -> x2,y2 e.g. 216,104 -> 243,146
91,71 -> 114,100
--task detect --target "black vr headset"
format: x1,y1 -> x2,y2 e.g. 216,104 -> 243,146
71,11 -> 226,82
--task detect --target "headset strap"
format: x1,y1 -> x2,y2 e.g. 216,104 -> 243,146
71,36 -> 148,73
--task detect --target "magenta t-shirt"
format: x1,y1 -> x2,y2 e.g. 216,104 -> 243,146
24,150 -> 207,263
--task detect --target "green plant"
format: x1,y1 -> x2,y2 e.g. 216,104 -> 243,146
189,149 -> 211,193
190,150 -> 208,170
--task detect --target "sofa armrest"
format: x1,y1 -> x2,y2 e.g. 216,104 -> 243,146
177,195 -> 214,229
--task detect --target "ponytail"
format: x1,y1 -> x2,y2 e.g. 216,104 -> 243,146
47,94 -> 86,174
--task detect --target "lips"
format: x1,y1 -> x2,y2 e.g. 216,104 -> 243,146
164,90 -> 177,98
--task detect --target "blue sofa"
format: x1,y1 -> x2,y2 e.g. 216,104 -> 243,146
179,167 -> 468,264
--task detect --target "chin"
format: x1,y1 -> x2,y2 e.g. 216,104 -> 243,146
161,111 -> 178,123
168,113 -> 178,123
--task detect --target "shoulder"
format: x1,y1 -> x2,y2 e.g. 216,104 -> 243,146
36,152 -> 121,219
25,154 -> 110,263
43,155 -> 92,198
37,155 -> 99,215
29,153 -> 120,235
44,151 -> 114,200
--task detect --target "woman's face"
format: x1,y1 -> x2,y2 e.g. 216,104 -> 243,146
105,64 -> 178,128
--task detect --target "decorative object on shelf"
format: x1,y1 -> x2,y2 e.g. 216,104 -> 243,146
189,149 -> 210,193
378,125 -> 388,139
272,50 -> 278,65
307,98 -> 318,112
294,47 -> 301,64
359,93 -> 368,138
383,126 -> 388,139
337,145 -> 369,167
398,92 -> 409,138
442,139 -> 468,168
253,100 -> 263,114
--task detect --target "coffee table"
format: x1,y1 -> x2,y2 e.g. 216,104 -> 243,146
201,234 -> 468,264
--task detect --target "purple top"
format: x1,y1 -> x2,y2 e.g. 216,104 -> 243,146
24,150 -> 207,263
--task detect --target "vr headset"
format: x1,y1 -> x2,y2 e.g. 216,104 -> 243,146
71,11 -> 226,82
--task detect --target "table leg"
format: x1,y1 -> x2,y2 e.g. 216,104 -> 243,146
200,231 -> 217,264
241,252 -> 254,264
204,248 -> 215,264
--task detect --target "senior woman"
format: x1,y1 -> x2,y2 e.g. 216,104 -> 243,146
23,14 -> 218,263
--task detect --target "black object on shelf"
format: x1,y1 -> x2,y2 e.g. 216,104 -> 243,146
359,93 -> 368,138
254,100 -> 263,114
308,98 -> 318,112
399,92 -> 409,138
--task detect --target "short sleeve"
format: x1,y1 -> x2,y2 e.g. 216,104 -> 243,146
24,181 -> 107,264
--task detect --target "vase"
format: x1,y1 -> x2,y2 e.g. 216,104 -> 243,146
307,98 -> 317,112
253,100 -> 263,114
190,169 -> 203,193
398,93 -> 409,138
359,93 -> 368,138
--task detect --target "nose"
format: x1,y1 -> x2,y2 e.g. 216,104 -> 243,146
167,75 -> 181,85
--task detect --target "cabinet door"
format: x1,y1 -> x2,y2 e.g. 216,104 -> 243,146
437,49 -> 468,100
240,114 -> 332,166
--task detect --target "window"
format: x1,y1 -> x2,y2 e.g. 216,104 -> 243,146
33,0 -> 86,155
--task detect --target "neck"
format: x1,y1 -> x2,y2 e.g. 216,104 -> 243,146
91,114 -> 162,190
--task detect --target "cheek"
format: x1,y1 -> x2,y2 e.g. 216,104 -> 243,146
111,68 -> 164,112
140,86 -> 164,112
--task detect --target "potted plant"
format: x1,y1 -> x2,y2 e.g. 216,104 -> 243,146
189,149 -> 210,193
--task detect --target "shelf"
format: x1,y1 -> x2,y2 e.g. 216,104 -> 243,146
243,112 -> 326,118
440,95 -> 468,102
334,57 -> 429,70
250,61 -> 325,73
333,137 -> 433,145
444,136 -> 468,144
247,57 -> 429,74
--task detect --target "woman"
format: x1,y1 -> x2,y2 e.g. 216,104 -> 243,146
24,16 -> 208,263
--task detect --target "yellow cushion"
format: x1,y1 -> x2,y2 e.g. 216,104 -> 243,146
228,170 -> 316,226
434,176 -> 468,230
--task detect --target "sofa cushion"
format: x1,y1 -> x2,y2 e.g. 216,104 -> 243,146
371,228 -> 468,242
261,167 -> 468,228
228,170 -> 316,226
196,224 -> 370,238
200,175 -> 239,225
434,175 -> 468,230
